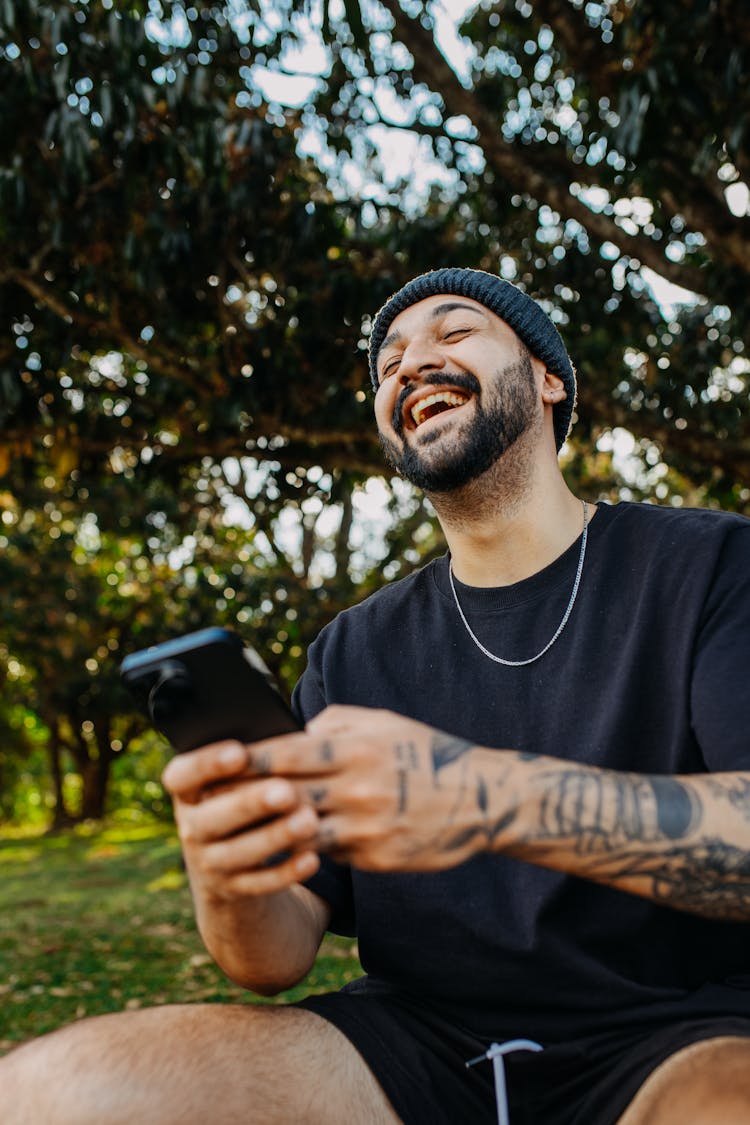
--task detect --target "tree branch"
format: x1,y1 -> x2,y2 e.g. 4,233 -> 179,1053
378,0 -> 724,293
529,0 -> 624,98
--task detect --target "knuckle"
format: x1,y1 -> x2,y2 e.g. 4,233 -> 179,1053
348,779 -> 374,805
177,815 -> 200,845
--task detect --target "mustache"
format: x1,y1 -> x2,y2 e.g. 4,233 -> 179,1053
392,371 -> 481,435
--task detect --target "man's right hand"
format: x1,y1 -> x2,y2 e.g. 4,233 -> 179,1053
162,740 -> 321,903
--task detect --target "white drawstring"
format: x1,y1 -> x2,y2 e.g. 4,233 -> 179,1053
466,1038 -> 543,1125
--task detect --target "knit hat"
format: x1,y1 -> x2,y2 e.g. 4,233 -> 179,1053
368,267 -> 577,451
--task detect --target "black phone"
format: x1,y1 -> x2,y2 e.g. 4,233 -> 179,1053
119,627 -> 300,754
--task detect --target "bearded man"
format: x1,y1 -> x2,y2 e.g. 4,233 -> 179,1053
3,269 -> 750,1125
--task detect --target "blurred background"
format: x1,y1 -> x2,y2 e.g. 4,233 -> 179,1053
1,0 -> 748,828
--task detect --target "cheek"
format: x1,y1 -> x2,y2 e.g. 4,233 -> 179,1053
374,383 -> 398,431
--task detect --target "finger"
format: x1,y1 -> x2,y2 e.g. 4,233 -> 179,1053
315,815 -> 349,856
244,731 -> 342,779
162,741 -> 250,804
197,805 -> 320,875
222,848 -> 321,897
178,777 -> 299,845
301,780 -> 338,814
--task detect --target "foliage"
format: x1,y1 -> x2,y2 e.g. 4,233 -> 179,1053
0,821 -> 361,1049
1,0 -> 749,820
0,0 -> 446,819
301,0 -> 750,507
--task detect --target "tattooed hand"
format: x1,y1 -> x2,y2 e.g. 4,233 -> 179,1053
243,705 -> 501,872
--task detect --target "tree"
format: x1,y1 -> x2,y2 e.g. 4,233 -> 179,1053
0,1 -> 421,819
1,0 -> 749,819
305,0 -> 750,509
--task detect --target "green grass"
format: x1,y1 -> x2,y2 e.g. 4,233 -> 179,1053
0,819 -> 362,1052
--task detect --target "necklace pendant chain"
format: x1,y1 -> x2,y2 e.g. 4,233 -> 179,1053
448,501 -> 589,668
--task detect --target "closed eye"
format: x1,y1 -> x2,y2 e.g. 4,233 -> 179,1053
443,326 -> 473,340
380,355 -> 402,379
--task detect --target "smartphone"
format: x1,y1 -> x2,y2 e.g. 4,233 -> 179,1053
119,627 -> 300,754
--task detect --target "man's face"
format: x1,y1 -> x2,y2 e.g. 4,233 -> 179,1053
373,294 -> 540,493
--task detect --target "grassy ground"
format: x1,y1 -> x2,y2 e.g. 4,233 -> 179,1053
0,819 -> 362,1053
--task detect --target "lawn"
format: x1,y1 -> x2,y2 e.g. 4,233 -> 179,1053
0,818 -> 362,1053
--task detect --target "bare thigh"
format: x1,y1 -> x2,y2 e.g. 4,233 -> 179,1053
616,1036 -> 750,1125
0,1003 -> 402,1125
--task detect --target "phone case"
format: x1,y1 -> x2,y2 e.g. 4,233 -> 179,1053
120,627 -> 300,753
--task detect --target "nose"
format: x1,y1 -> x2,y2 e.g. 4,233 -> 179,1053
396,337 -> 447,385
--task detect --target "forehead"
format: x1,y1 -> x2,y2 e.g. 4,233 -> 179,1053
386,293 -> 490,337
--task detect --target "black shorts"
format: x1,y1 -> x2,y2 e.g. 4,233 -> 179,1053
297,989 -> 750,1125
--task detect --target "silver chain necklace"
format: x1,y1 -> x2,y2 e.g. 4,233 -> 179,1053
448,501 -> 589,667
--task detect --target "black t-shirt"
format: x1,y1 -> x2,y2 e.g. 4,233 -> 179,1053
292,501 -> 750,1042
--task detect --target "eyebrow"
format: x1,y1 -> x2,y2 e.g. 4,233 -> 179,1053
378,302 -> 487,358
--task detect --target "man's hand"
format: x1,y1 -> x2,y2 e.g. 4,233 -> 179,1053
244,705 -> 490,872
162,742 -> 321,903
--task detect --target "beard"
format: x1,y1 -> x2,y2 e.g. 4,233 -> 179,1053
378,349 -> 538,494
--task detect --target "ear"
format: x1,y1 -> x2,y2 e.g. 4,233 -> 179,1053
541,370 -> 566,406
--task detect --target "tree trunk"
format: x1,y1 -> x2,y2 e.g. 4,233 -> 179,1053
79,719 -> 114,820
46,718 -> 75,828
80,757 -> 109,820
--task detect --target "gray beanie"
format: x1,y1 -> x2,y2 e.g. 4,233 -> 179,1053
368,267 -> 577,451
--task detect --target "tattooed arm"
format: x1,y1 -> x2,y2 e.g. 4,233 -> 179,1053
489,761 -> 750,921
247,705 -> 750,921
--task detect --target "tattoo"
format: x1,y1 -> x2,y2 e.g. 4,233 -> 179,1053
394,740 -> 419,768
251,750 -> 271,775
398,742 -> 474,860
430,732 -> 472,781
309,787 -> 328,806
577,838 -> 750,921
319,740 -> 334,764
392,741 -> 420,816
522,766 -> 750,919
537,770 -> 702,853
317,821 -> 338,850
442,810 -> 518,853
651,775 -> 697,839
397,769 -> 408,815
705,776 -> 750,821
477,775 -> 488,815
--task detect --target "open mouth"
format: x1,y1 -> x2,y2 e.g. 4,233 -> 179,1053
410,390 -> 470,429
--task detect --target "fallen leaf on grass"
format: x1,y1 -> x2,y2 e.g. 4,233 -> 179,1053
86,845 -> 123,860
189,953 -> 212,968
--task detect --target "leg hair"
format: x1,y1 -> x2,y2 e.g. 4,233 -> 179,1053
0,1003 -> 401,1125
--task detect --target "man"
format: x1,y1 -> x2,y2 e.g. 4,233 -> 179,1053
3,267 -> 750,1124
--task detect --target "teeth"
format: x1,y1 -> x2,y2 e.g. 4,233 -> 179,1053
411,392 -> 468,427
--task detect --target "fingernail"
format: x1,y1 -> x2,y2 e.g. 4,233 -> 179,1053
218,744 -> 246,767
265,780 -> 293,809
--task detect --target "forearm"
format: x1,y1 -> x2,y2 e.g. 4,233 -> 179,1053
242,707 -> 750,920
471,749 -> 750,920
193,883 -> 329,995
